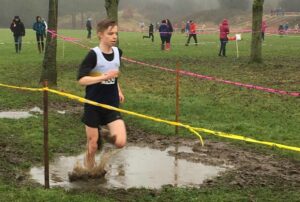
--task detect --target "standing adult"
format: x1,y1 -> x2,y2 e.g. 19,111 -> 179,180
185,20 -> 198,46
278,24 -> 284,37
10,16 -> 25,53
185,21 -> 190,36
33,16 -> 46,53
261,20 -> 267,41
284,22 -> 289,34
159,20 -> 168,51
181,21 -> 185,33
42,18 -> 48,38
166,19 -> 173,50
218,19 -> 229,57
86,18 -> 92,39
295,24 -> 300,32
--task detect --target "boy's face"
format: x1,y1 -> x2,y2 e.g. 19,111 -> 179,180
98,25 -> 118,47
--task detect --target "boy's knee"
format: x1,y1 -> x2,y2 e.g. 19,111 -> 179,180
115,138 -> 126,148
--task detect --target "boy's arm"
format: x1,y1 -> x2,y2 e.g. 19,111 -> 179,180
78,71 -> 119,86
118,83 -> 125,103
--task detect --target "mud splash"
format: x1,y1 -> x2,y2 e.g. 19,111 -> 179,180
30,145 -> 228,189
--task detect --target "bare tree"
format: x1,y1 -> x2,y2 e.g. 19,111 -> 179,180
40,0 -> 58,86
105,0 -> 119,22
250,0 -> 264,63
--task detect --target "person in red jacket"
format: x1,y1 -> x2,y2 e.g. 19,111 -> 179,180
218,19 -> 229,57
261,20 -> 267,41
185,20 -> 198,46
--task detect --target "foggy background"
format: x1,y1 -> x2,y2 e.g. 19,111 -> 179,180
0,0 -> 298,29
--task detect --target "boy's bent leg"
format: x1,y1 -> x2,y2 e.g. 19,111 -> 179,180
107,119 -> 126,148
84,125 -> 99,169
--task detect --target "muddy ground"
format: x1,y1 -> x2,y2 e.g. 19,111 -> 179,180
1,122 -> 300,191
126,126 -> 300,189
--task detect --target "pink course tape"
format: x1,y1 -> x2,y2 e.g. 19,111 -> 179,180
46,30 -> 299,97
122,57 -> 300,97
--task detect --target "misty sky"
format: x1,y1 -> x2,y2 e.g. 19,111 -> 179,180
0,0 -> 283,28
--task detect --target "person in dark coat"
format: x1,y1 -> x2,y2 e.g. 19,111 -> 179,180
86,18 -> 92,39
33,16 -> 46,53
159,20 -> 168,50
218,19 -> 229,57
278,24 -> 284,37
10,16 -> 25,53
143,23 -> 154,42
165,19 -> 173,50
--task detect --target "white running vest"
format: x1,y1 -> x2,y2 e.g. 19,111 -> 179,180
90,46 -> 120,85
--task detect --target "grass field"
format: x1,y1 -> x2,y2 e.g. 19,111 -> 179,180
0,28 -> 300,201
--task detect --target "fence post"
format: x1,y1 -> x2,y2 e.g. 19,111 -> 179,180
175,62 -> 180,136
43,80 -> 50,189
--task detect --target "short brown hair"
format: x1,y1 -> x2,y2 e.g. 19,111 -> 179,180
97,19 -> 117,33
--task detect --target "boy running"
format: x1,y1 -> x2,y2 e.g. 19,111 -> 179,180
77,19 -> 126,169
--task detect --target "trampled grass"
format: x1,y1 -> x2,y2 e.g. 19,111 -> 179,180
0,28 -> 299,201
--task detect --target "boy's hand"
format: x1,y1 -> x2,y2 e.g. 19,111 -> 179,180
119,91 -> 125,103
104,70 -> 119,80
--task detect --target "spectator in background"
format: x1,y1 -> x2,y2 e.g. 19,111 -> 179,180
139,21 -> 145,32
295,24 -> 300,32
166,19 -> 173,51
284,22 -> 289,34
185,20 -> 198,46
201,23 -> 206,32
155,22 -> 160,32
42,18 -> 48,37
261,20 -> 267,41
33,16 -> 46,53
143,23 -> 154,42
86,18 -> 92,39
278,24 -> 284,37
181,21 -> 185,33
159,19 -> 168,50
185,21 -> 190,36
10,16 -> 25,54
218,19 -> 229,57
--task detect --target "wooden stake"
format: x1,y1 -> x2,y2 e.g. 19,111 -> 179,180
175,62 -> 180,135
43,80 -> 49,189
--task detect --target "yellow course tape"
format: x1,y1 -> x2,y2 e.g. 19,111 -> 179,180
1,83 -> 300,152
193,127 -> 300,152
0,83 -> 204,146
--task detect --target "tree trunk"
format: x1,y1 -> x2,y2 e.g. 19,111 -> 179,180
105,0 -> 119,45
105,0 -> 119,22
40,0 -> 58,86
250,0 -> 264,63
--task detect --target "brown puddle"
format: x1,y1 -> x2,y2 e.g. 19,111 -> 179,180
30,145 -> 229,189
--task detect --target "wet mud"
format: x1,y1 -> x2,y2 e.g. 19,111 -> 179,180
1,124 -> 300,190
125,126 -> 300,188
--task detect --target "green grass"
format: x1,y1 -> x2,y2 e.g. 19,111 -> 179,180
0,28 -> 299,201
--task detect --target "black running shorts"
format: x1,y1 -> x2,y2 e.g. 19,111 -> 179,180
82,105 -> 122,128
